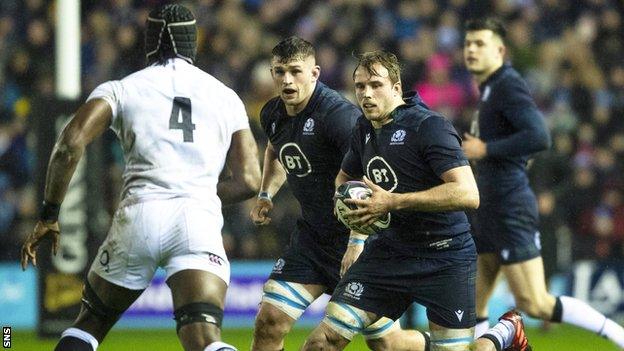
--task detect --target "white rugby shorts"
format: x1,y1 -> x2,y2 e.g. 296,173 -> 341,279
90,197 -> 229,290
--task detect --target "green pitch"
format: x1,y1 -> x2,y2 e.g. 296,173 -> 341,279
12,325 -> 620,350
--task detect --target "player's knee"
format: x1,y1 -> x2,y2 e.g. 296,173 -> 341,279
253,304 -> 293,340
515,297 -> 551,319
81,280 -> 124,327
363,318 -> 400,351
302,326 -> 345,351
366,337 -> 392,351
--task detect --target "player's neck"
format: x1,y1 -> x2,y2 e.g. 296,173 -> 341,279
285,83 -> 317,116
474,61 -> 504,84
371,118 -> 393,129
371,100 -> 404,129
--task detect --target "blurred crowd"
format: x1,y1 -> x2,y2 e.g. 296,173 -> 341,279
0,0 -> 623,273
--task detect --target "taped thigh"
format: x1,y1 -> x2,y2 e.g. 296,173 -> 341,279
430,327 -> 474,351
362,317 -> 400,340
322,302 -> 375,340
261,279 -> 314,320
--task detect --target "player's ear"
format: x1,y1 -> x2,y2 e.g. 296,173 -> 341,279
312,65 -> 321,81
393,81 -> 402,96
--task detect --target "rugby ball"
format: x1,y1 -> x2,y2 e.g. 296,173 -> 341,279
334,181 -> 391,235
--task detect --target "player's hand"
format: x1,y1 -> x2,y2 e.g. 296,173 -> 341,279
21,220 -> 60,270
250,198 -> 273,225
462,133 -> 487,160
345,177 -> 394,226
340,242 -> 364,277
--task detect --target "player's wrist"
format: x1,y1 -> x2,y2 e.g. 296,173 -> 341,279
348,231 -> 367,245
40,200 -> 61,222
258,191 -> 272,202
387,192 -> 401,211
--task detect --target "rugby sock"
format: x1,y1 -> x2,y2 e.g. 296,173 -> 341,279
55,327 -> 99,350
480,319 -> 514,350
556,296 -> 624,347
474,317 -> 490,338
203,341 -> 238,351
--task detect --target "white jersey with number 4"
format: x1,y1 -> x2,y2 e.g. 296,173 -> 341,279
87,58 -> 249,212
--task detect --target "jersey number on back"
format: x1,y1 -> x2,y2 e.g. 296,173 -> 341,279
169,97 -> 195,142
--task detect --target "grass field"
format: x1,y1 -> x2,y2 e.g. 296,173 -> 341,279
11,325 -> 621,350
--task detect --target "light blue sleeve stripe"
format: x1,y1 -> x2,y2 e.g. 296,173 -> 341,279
362,319 -> 393,335
337,302 -> 365,329
432,337 -> 473,345
264,292 -> 307,311
276,280 -> 311,306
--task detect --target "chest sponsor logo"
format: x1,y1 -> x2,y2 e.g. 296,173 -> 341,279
365,133 -> 371,144
271,122 -> 276,135
272,258 -> 285,273
303,118 -> 315,135
344,282 -> 364,300
481,85 -> 491,102
390,129 -> 406,145
366,156 -> 398,192
279,142 -> 312,177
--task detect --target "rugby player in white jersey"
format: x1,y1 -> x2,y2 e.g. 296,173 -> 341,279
20,4 -> 260,351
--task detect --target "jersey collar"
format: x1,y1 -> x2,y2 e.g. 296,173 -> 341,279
479,62 -> 511,92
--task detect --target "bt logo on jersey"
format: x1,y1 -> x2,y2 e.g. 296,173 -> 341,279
366,156 -> 398,192
279,143 -> 312,177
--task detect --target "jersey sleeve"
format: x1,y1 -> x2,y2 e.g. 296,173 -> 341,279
87,80 -> 123,132
418,115 -> 469,177
259,101 -> 273,137
228,92 -> 251,134
340,120 -> 365,178
325,102 -> 360,155
486,77 -> 551,157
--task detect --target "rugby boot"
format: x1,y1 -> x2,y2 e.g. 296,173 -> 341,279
501,310 -> 532,351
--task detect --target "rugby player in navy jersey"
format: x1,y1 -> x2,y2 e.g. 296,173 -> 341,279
249,37 -> 427,351
302,50 -> 533,351
462,17 -> 624,349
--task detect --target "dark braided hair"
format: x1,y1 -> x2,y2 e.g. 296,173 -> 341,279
145,4 -> 197,65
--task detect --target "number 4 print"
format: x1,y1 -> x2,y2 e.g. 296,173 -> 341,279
169,97 -> 195,142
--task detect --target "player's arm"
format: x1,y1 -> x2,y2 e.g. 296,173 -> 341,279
218,128 -> 261,205
260,141 -> 287,198
335,169 -> 356,188
387,165 -> 479,211
463,78 -> 551,159
347,169 -> 479,226
21,99 -> 112,269
335,169 -> 368,276
250,141 -> 286,225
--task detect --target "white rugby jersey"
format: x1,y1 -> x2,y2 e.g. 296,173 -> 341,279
87,58 -> 250,211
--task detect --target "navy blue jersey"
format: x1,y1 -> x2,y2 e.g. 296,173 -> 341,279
260,82 -> 360,244
341,92 -> 471,249
473,63 -> 551,200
